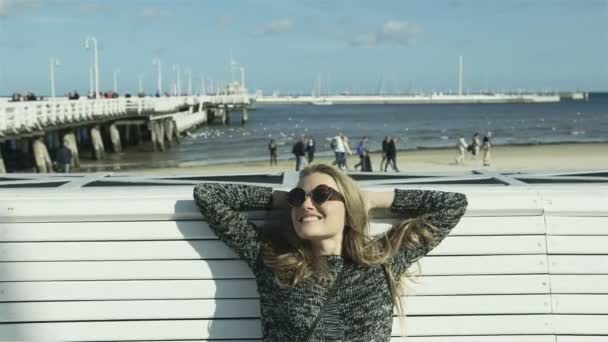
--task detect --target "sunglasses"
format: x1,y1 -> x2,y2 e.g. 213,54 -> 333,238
286,184 -> 345,207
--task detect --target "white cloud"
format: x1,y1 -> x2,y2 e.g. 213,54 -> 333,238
350,20 -> 423,47
0,0 -> 41,18
255,18 -> 294,36
138,7 -> 173,19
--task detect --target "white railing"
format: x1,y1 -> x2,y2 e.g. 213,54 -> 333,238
0,94 -> 251,138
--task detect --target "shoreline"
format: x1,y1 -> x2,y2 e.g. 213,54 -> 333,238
126,142 -> 608,175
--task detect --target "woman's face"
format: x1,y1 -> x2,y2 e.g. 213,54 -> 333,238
290,172 -> 346,241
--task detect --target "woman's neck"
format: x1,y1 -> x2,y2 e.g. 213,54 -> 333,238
311,235 -> 343,256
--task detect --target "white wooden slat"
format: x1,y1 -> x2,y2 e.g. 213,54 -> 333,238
0,315 -> 554,340
557,337 -> 608,342
0,190 -> 542,223
0,255 -> 549,281
551,275 -> 608,294
0,275 -> 550,302
548,236 -> 608,254
546,217 -> 608,235
549,256 -> 608,274
137,338 -> 557,342
0,295 -> 552,322
0,216 -> 546,242
553,295 -> 608,314
553,315 -> 608,334
0,236 -> 547,261
542,190 -> 608,216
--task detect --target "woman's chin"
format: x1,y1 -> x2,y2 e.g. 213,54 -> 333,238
294,224 -> 332,240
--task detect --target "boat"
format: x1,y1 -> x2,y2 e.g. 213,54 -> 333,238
311,98 -> 333,105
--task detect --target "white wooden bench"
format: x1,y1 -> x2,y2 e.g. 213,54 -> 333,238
0,171 -> 607,341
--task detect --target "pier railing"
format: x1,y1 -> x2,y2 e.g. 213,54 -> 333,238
0,94 -> 251,138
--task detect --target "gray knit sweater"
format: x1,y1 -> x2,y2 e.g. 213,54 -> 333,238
193,184 -> 467,342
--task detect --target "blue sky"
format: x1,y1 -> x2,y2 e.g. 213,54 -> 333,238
0,0 -> 607,96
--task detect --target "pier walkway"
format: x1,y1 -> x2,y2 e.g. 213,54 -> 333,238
0,95 -> 252,173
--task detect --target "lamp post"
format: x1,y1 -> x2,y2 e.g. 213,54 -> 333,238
172,64 -> 181,96
185,68 -> 192,96
138,74 -> 144,94
152,57 -> 162,95
113,68 -> 120,93
84,36 -> 100,98
239,67 -> 245,94
49,58 -> 60,99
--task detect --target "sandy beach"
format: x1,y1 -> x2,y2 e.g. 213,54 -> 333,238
133,143 -> 608,175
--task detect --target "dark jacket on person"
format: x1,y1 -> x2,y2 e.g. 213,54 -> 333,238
386,140 -> 397,157
292,141 -> 306,157
56,146 -> 72,165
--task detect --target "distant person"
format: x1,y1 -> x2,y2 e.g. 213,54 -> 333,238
331,132 -> 347,170
55,141 -> 73,173
354,137 -> 368,170
341,133 -> 353,170
385,137 -> 399,172
268,139 -> 278,166
380,136 -> 390,171
292,137 -> 306,171
470,132 -> 481,159
482,131 -> 492,166
306,137 -> 315,164
455,135 -> 468,165
360,148 -> 373,172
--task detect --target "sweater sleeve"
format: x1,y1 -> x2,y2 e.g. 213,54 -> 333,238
193,183 -> 274,269
388,189 -> 468,277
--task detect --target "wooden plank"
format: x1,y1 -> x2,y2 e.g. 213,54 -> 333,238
0,315 -> 554,340
0,189 -> 543,223
0,295 -> 551,322
551,275 -> 608,294
553,314 -> 608,334
0,235 -> 547,261
546,217 -> 608,235
542,190 -> 608,216
0,255 -> 549,281
0,275 -> 550,302
553,295 -> 608,314
557,337 -> 608,342
0,216 -> 546,242
548,236 -> 608,254
549,256 -> 608,274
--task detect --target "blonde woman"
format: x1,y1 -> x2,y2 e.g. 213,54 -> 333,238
193,164 -> 467,341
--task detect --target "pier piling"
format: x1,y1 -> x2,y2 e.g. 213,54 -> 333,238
90,126 -> 105,160
109,124 -> 122,153
33,137 -> 53,173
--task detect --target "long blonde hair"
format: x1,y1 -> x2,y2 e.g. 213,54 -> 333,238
261,163 -> 435,317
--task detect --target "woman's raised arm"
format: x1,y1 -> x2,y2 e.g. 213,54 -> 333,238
193,183 -> 275,269
367,189 -> 468,277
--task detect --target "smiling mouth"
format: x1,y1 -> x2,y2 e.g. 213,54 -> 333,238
298,215 -> 323,223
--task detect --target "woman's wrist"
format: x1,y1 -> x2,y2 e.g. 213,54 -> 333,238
364,191 -> 395,211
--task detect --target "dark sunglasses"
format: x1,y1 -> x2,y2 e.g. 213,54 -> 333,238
286,184 -> 345,207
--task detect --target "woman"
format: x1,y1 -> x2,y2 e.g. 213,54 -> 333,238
268,139 -> 278,166
193,164 -> 467,341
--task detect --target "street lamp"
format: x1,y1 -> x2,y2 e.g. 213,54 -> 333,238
84,35 -> 100,98
113,68 -> 120,93
185,68 -> 192,96
138,74 -> 144,94
172,64 -> 181,96
152,57 -> 162,95
239,67 -> 246,93
49,58 -> 60,99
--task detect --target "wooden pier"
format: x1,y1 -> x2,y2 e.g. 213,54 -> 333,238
0,95 -> 252,173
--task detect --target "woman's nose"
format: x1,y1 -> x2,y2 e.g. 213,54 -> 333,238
301,195 -> 315,208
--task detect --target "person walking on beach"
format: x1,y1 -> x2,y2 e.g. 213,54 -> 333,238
341,134 -> 353,170
384,137 -> 399,172
292,137 -> 307,171
455,135 -> 468,165
306,137 -> 315,164
268,139 -> 278,166
360,149 -> 373,172
380,136 -> 390,171
482,131 -> 492,166
193,163 -> 467,341
55,141 -> 73,173
471,132 -> 481,160
331,132 -> 349,170
354,137 -> 368,170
